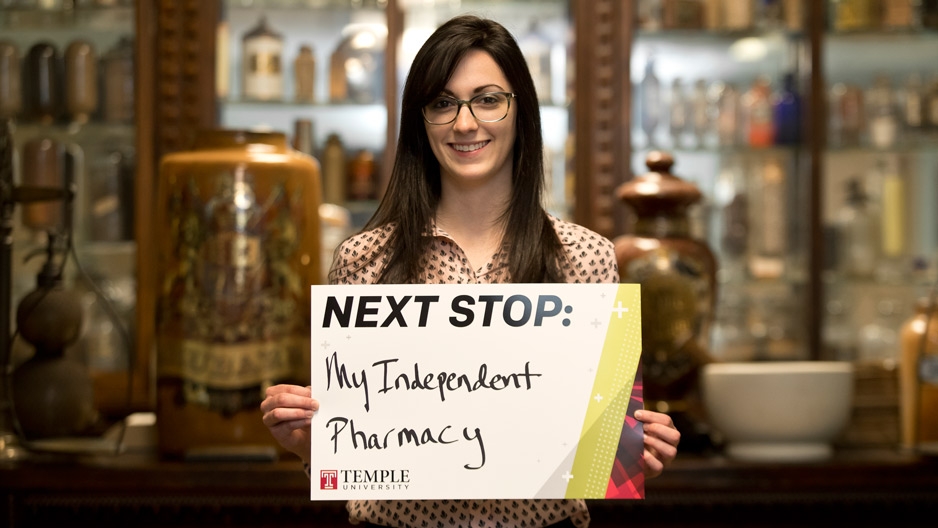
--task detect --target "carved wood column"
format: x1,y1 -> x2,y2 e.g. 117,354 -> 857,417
572,0 -> 632,239
135,0 -> 220,410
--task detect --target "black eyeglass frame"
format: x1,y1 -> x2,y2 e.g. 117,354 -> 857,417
422,91 -> 516,125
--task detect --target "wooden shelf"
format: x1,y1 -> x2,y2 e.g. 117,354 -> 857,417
3,449 -> 937,527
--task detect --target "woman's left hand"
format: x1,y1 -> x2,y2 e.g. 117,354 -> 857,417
634,409 -> 681,479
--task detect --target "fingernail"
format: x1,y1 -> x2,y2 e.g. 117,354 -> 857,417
634,410 -> 644,419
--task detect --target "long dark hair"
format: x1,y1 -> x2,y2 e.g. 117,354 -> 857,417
334,14 -> 565,284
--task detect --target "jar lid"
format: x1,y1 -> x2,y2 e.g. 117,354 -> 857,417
616,151 -> 701,215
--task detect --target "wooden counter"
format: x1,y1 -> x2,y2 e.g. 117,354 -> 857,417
2,449 -> 937,527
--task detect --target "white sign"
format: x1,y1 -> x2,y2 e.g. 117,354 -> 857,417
309,283 -> 643,500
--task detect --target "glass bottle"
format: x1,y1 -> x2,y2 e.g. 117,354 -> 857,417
241,15 -> 284,102
23,41 -> 61,124
292,118 -> 315,158
925,74 -> 938,137
321,133 -> 346,206
101,36 -> 135,124
293,44 -> 316,103
859,299 -> 902,364
747,156 -> 786,280
690,79 -> 709,148
712,81 -> 740,146
833,83 -> 865,147
836,177 -> 879,280
900,72 -> 924,146
899,296 -> 938,452
639,54 -> 661,148
876,159 -> 908,284
347,148 -> 376,202
64,39 -> 98,125
882,0 -> 917,29
723,0 -> 754,30
0,41 -> 22,120
668,78 -> 687,148
636,0 -> 664,30
866,74 -> 898,149
329,20 -> 386,104
831,0 -> 875,31
772,72 -> 801,145
742,75 -> 774,147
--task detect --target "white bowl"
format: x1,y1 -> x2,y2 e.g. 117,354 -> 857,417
700,361 -> 855,462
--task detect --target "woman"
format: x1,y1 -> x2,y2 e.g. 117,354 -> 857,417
261,15 -> 680,528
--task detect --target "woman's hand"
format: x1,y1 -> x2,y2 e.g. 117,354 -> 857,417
260,384 -> 319,463
634,409 -> 680,479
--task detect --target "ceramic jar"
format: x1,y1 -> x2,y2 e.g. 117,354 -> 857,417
613,151 -> 717,428
155,129 -> 322,458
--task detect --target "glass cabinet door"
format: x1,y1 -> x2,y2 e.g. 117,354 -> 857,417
630,0 -> 812,362
1,1 -> 141,419
820,0 -> 938,448
821,0 -> 938,360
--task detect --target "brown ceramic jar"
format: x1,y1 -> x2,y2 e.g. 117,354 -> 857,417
154,129 -> 322,459
613,151 -> 717,417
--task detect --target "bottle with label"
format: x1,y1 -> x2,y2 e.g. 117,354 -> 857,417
241,15 -> 284,102
293,44 -> 315,103
321,133 -> 346,205
711,81 -> 740,146
899,295 -> 938,453
866,74 -> 898,149
669,78 -> 687,148
742,76 -> 774,147
747,156 -> 786,280
830,83 -> 865,147
836,177 -> 879,280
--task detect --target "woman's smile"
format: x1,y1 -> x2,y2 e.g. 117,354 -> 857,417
451,140 -> 490,153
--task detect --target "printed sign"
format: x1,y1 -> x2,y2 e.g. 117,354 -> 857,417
309,283 -> 644,500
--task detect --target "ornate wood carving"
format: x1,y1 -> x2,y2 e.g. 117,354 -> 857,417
572,0 -> 632,239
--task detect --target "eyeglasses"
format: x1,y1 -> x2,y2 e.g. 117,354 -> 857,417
422,91 -> 515,125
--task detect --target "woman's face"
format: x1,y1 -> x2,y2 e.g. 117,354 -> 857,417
424,49 -> 517,189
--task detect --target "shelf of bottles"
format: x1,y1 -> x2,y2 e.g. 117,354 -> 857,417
631,0 -> 810,362
820,0 -> 938,443
218,0 -> 389,251
0,1 -> 137,377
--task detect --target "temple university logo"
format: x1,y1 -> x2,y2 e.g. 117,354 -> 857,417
321,470 -> 338,490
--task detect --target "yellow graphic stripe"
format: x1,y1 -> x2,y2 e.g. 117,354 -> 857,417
566,285 -> 642,498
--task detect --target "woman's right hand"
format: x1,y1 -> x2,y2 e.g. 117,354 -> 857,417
260,384 -> 318,463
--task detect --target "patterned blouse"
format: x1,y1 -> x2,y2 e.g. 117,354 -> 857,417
327,214 -> 619,528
